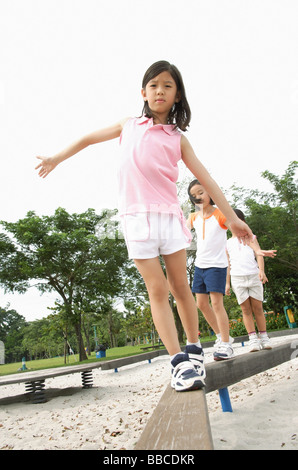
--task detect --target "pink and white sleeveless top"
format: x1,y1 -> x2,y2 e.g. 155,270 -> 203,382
118,116 -> 191,240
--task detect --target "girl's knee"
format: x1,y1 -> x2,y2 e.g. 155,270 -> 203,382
240,299 -> 253,316
241,305 -> 253,316
196,296 -> 209,311
250,299 -> 264,316
210,293 -> 224,312
168,278 -> 189,301
148,279 -> 169,301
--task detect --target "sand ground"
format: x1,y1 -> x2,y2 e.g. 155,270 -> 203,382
0,333 -> 297,450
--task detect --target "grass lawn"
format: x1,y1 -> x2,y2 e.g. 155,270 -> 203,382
0,328 -> 293,377
0,343 -> 162,376
0,334 -> 229,377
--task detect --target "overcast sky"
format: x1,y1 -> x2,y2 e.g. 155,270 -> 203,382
0,0 -> 297,321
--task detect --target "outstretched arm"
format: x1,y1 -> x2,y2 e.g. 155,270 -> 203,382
181,136 -> 253,243
249,237 -> 276,284
35,118 -> 128,178
249,237 -> 277,258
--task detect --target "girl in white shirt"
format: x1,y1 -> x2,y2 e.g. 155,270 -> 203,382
226,209 -> 276,351
187,180 -> 235,360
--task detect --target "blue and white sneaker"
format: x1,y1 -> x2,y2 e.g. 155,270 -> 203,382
213,343 -> 234,361
185,344 -> 206,381
171,353 -> 205,392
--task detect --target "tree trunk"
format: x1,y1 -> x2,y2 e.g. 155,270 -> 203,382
82,320 -> 91,356
64,339 -> 67,364
74,322 -> 88,361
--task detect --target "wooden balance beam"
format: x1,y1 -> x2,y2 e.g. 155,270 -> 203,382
0,362 -> 101,403
0,350 -> 169,403
204,340 -> 295,393
135,339 -> 296,450
100,349 -> 167,372
135,386 -> 213,450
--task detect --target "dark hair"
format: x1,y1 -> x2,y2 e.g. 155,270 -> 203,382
233,208 -> 246,222
141,60 -> 191,132
188,179 -> 215,206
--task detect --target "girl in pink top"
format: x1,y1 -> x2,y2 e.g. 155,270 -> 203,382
35,60 -> 253,392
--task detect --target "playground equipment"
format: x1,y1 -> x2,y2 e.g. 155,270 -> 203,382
136,383 -> 213,450
0,329 -> 296,449
0,349 -> 167,403
135,338 -> 296,450
21,357 -> 27,371
284,305 -> 297,328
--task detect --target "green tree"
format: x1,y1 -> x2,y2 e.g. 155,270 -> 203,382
0,305 -> 27,362
0,208 -> 129,361
123,303 -> 156,345
229,161 -> 297,313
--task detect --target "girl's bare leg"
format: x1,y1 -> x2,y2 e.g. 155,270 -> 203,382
240,298 -> 256,333
134,257 -> 181,356
209,292 -> 230,343
163,249 -> 199,344
250,297 -> 267,332
195,293 -> 220,335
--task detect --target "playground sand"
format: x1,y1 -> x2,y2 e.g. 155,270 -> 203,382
0,333 -> 297,451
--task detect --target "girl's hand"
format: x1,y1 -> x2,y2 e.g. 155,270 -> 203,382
255,249 -> 277,258
229,219 -> 253,245
259,270 -> 268,284
35,156 -> 58,178
225,284 -> 231,296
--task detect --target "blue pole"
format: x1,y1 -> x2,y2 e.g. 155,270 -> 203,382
22,357 -> 27,371
219,387 -> 233,412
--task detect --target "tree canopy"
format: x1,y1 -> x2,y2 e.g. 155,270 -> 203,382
228,161 -> 297,312
0,208 -> 131,360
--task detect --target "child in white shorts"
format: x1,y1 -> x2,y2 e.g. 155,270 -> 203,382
226,209 -> 277,351
122,212 -> 190,259
231,273 -> 264,306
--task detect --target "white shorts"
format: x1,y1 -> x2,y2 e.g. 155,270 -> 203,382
121,212 -> 190,259
231,273 -> 263,305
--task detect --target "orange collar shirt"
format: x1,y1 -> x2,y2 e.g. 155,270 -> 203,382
189,209 -> 228,268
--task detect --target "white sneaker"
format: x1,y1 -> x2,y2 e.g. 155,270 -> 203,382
248,335 -> 261,352
215,334 -> 234,345
185,344 -> 206,380
214,333 -> 234,349
171,353 -> 205,391
259,334 -> 272,350
213,343 -> 235,361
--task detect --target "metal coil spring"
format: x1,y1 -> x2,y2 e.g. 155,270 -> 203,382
81,370 -> 93,388
25,380 -> 46,404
